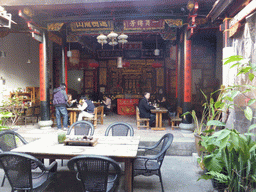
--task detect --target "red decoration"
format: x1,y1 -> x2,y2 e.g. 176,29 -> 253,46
123,61 -> 130,68
152,62 -> 162,68
89,63 -> 99,68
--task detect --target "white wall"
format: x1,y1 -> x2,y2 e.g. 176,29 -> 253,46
0,33 -> 39,96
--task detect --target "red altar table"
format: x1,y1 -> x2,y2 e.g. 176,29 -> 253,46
117,99 -> 139,115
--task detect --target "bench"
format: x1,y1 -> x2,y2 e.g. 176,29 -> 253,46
136,106 -> 150,130
83,106 -> 104,128
169,106 -> 182,130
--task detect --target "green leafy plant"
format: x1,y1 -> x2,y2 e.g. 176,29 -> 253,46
197,55 -> 256,191
0,94 -> 27,126
0,111 -> 12,130
198,128 -> 256,192
183,87 -> 227,136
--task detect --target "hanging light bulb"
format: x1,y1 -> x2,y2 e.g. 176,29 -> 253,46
67,42 -> 72,57
27,35 -> 31,63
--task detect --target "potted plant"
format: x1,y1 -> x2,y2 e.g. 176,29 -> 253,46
198,128 -> 256,192
0,93 -> 27,126
183,87 -> 227,156
197,55 -> 256,191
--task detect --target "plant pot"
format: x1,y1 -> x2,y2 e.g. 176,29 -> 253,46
194,133 -> 204,156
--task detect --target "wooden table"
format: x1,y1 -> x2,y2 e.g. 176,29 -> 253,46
151,107 -> 168,130
67,108 -> 81,125
12,135 -> 140,192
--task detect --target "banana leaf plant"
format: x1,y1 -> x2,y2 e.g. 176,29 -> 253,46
197,56 -> 256,191
198,128 -> 256,192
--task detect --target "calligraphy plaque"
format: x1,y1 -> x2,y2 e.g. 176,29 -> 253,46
123,20 -> 165,31
70,21 -> 114,32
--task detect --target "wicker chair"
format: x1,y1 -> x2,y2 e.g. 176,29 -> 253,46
68,155 -> 121,192
0,130 -> 29,187
105,122 -> 134,136
0,152 -> 57,192
133,133 -> 174,192
67,120 -> 95,136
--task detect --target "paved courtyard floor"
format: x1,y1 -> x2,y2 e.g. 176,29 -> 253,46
0,113 -> 215,191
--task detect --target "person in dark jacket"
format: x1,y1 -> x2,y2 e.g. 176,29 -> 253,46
77,95 -> 95,121
138,92 -> 156,127
53,83 -> 68,130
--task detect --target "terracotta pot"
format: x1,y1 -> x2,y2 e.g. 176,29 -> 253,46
194,133 -> 204,156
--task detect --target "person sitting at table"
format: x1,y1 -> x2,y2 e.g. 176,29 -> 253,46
67,93 -> 77,108
138,92 -> 156,127
159,96 -> 172,120
102,95 -> 111,114
77,95 -> 95,121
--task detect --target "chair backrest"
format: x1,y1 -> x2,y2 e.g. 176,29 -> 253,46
136,106 -> 140,120
0,130 -> 28,151
96,106 -> 104,116
67,120 -> 95,135
68,155 -> 121,192
105,122 -> 134,136
153,133 -> 174,166
0,152 -> 46,191
25,107 -> 35,117
34,106 -> 40,116
177,106 -> 182,117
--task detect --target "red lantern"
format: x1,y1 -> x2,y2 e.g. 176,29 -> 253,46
152,62 -> 162,68
89,63 -> 99,68
123,61 -> 130,68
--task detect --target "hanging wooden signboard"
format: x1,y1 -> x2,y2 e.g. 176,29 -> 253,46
123,19 -> 165,31
70,21 -> 114,32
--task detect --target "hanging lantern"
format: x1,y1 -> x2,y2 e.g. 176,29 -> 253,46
152,62 -> 162,68
117,57 -> 122,68
89,63 -> 99,68
96,34 -> 107,49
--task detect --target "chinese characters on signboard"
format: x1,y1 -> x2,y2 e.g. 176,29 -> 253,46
123,20 -> 165,30
70,21 -> 114,32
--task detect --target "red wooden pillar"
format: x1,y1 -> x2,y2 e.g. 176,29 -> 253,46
183,37 -> 192,124
184,40 -> 191,103
39,43 -> 46,103
39,32 -> 50,121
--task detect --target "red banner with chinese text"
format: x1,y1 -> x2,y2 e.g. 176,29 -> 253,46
184,40 -> 191,102
123,20 -> 165,31
39,43 -> 46,101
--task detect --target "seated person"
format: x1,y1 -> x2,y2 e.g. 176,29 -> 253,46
159,96 -> 172,120
77,96 -> 95,121
138,92 -> 156,127
67,93 -> 77,108
102,95 -> 111,113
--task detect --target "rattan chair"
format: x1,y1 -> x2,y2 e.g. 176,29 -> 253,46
133,133 -> 174,192
0,130 -> 29,187
0,152 -> 57,192
67,120 -> 95,136
68,155 -> 121,192
105,122 -> 134,136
